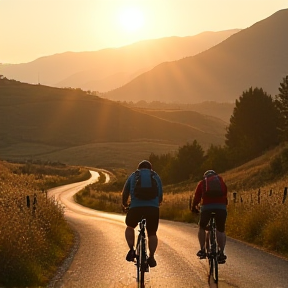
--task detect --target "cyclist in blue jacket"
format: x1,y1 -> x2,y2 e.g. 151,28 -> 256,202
122,160 -> 163,267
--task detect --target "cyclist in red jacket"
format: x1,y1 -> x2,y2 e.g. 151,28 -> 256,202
191,170 -> 228,263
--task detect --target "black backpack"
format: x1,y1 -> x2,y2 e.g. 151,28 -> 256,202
133,170 -> 158,200
203,174 -> 224,198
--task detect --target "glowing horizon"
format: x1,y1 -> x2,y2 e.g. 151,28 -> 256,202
0,0 -> 287,64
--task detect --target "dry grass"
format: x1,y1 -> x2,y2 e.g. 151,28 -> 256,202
0,161 -> 89,287
226,178 -> 288,255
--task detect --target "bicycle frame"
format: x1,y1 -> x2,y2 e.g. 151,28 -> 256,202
135,218 -> 149,288
207,212 -> 218,284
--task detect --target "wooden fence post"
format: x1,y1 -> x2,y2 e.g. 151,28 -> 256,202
26,195 -> 30,208
269,189 -> 273,196
32,193 -> 37,216
283,187 -> 287,204
233,192 -> 237,203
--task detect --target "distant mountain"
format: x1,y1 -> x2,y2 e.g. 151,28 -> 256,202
0,79 -> 227,167
104,9 -> 288,103
0,30 -> 239,92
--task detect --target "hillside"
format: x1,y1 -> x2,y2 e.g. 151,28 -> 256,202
0,78 -> 227,170
0,30 -> 239,92
123,101 -> 234,123
104,9 -> 288,103
131,109 -> 227,136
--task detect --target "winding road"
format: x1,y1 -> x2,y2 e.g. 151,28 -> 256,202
48,171 -> 288,288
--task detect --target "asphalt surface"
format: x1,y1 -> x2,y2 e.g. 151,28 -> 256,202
48,171 -> 288,288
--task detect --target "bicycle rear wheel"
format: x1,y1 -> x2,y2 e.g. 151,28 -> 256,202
136,257 -> 145,288
136,239 -> 146,288
209,256 -> 218,284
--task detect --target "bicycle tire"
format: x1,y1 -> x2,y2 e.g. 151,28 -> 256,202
209,256 -> 218,284
208,215 -> 218,284
136,256 -> 145,288
138,238 -> 145,288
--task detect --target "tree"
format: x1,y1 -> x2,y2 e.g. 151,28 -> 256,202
149,152 -> 177,184
175,140 -> 204,182
201,144 -> 230,173
274,75 -> 288,141
225,87 -> 279,165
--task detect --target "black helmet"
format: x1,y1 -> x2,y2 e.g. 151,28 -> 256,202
138,160 -> 152,170
203,170 -> 217,177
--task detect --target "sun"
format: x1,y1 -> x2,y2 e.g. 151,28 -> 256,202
117,6 -> 145,32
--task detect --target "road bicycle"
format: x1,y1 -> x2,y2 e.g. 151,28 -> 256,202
135,217 -> 149,288
206,212 -> 219,285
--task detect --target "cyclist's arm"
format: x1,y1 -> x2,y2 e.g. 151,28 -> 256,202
121,178 -> 131,208
154,172 -> 163,205
191,181 -> 203,209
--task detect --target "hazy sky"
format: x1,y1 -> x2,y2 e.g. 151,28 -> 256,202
1,0 -> 287,64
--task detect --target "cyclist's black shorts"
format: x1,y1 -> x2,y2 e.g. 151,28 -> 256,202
125,206 -> 159,237
199,209 -> 227,232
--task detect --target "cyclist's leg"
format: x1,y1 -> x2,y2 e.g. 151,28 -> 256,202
125,208 -> 140,261
148,234 -> 157,257
214,209 -> 227,252
198,210 -> 211,252
145,206 -> 159,256
145,207 -> 159,267
125,226 -> 135,250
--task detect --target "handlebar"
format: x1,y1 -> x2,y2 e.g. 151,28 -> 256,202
122,205 -> 130,213
191,206 -> 200,214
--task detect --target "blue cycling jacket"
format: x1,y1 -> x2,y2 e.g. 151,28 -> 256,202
122,168 -> 163,208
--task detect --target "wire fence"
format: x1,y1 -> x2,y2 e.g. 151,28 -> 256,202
231,187 -> 287,205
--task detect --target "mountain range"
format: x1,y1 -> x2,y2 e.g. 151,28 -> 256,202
1,9 -> 287,169
104,9 -> 288,103
0,30 -> 239,93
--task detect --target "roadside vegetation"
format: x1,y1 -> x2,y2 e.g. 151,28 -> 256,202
0,160 -> 90,287
76,144 -> 288,258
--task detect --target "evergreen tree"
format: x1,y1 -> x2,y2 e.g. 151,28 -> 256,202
175,140 -> 204,182
225,87 -> 279,165
149,152 -> 177,184
275,75 -> 288,141
201,144 -> 230,173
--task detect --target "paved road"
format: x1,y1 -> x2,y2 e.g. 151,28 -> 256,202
48,171 -> 288,288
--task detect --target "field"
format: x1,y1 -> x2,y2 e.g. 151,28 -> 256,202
0,141 -> 179,173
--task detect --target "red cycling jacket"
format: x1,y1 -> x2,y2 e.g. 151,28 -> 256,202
192,175 -> 228,208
